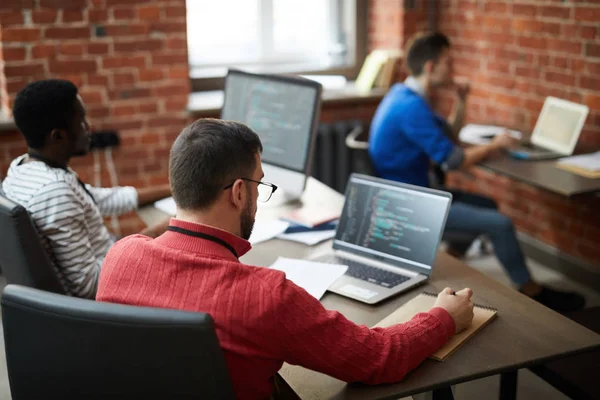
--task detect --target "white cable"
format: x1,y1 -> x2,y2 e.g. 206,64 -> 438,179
105,147 -> 122,237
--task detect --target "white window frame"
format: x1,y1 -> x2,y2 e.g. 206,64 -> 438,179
187,0 -> 368,86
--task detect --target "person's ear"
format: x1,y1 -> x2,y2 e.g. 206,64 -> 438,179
48,128 -> 68,143
229,179 -> 247,210
423,59 -> 435,76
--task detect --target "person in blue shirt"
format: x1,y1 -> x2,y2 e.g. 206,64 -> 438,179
369,32 -> 584,313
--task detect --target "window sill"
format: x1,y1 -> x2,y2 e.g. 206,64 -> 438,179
189,60 -> 354,80
0,83 -> 388,133
187,81 -> 387,117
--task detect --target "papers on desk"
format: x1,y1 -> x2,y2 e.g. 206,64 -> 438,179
249,220 -> 290,245
556,151 -> 600,178
558,152 -> 600,171
459,124 -> 522,145
280,207 -> 340,228
270,257 -> 348,300
154,196 -> 176,216
277,229 -> 336,246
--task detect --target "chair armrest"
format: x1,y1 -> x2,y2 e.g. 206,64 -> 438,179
345,126 -> 369,150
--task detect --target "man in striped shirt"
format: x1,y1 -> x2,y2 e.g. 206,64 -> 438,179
2,79 -> 171,298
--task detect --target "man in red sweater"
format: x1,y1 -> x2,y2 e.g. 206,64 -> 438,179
97,118 -> 474,399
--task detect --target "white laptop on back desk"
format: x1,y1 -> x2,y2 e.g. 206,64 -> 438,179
509,96 -> 589,160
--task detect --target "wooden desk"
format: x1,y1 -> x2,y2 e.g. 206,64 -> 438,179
138,177 -> 600,400
276,250 -> 600,400
480,157 -> 600,197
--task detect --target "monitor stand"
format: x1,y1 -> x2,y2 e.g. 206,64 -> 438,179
260,163 -> 307,208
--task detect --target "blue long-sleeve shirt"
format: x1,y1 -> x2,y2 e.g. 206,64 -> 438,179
369,83 -> 458,187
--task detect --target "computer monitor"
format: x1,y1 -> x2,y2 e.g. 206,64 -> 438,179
221,69 -> 322,202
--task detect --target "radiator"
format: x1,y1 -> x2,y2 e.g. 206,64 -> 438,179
309,120 -> 372,193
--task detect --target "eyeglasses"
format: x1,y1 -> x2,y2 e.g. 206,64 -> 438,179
223,178 -> 278,202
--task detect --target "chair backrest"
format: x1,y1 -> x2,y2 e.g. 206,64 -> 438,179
0,193 -> 65,294
345,124 -> 376,176
1,284 -> 235,400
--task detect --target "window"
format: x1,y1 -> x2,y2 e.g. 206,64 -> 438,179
186,0 -> 367,90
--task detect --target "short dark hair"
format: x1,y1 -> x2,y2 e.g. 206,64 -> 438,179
12,79 -> 79,149
405,32 -> 451,76
169,118 -> 263,210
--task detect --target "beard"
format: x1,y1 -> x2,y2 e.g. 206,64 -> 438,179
240,196 -> 256,240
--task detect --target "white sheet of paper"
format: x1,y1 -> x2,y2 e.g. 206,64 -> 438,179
558,151 -> 600,172
270,257 -> 348,300
459,124 -> 522,145
278,230 -> 336,246
249,220 -> 290,245
154,196 -> 177,216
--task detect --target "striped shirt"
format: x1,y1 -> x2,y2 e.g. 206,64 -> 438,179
2,154 -> 138,298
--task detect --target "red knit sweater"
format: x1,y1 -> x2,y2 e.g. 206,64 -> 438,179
97,219 -> 455,399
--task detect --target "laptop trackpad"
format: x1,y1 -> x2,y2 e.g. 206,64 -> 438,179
338,284 -> 379,300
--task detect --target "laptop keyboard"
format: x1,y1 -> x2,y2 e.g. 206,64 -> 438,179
321,256 -> 411,288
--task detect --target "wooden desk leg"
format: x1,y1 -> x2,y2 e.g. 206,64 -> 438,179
499,370 -> 518,400
414,386 -> 454,400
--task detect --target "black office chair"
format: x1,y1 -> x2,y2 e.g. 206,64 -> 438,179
1,284 -> 235,400
0,192 -> 65,293
345,124 -> 376,176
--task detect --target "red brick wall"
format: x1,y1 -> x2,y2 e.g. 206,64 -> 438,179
437,0 -> 600,148
368,0 -> 431,82
368,0 -> 403,51
0,28 -> 8,112
368,0 -> 432,52
0,0 -> 190,234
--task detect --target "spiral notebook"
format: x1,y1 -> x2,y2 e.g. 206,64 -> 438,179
374,292 -> 497,361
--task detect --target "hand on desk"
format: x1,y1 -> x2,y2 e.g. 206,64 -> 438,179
491,132 -> 519,151
434,287 -> 474,334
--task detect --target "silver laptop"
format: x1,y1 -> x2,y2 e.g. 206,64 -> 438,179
510,97 -> 589,161
315,174 -> 452,305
